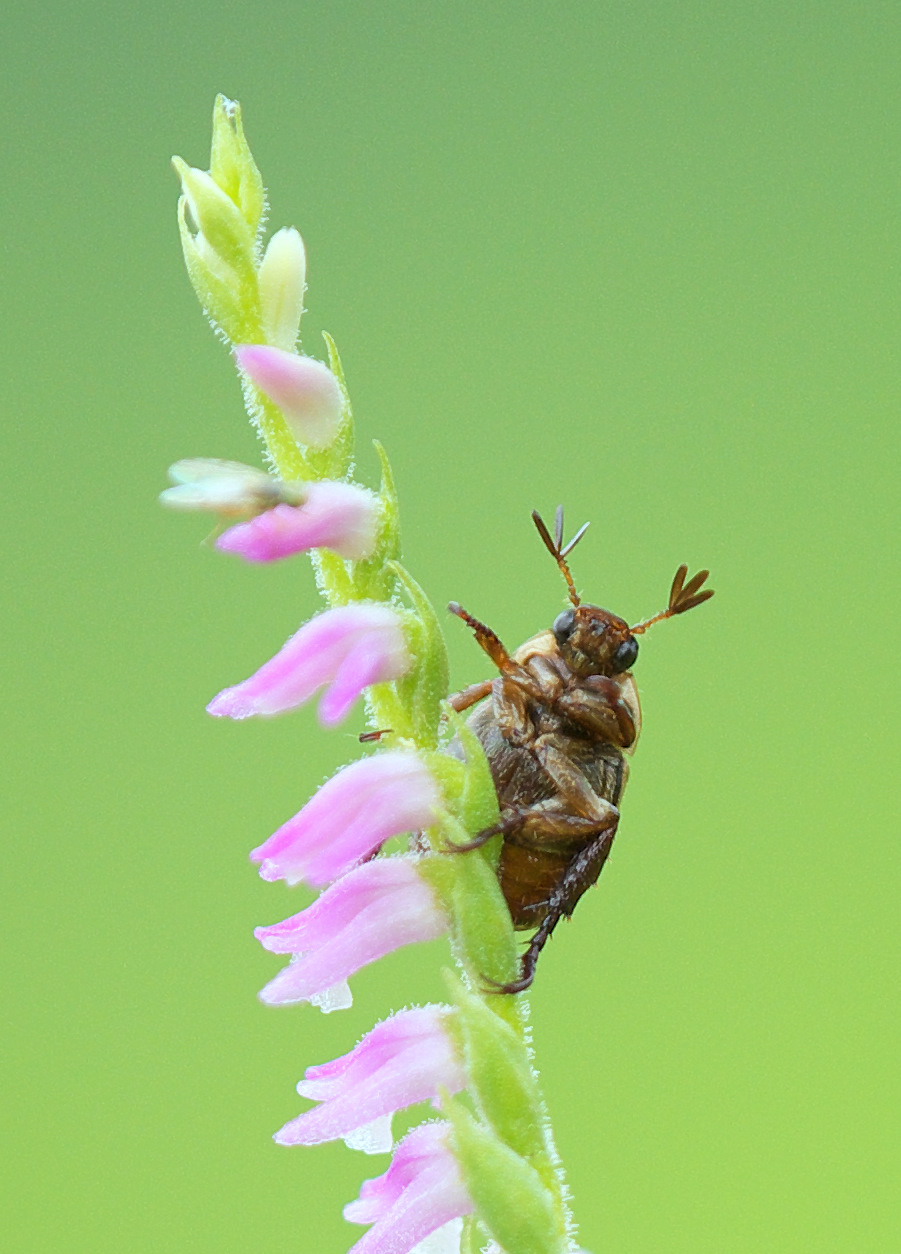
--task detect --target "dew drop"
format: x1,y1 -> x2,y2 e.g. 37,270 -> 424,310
309,980 -> 353,1013
343,1113 -> 394,1155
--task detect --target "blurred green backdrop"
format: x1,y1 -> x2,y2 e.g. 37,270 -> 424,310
2,3 -> 898,1251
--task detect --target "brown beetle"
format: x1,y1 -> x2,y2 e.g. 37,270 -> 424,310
447,507 -> 713,993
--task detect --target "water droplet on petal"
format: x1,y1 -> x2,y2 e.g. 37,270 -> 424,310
343,1113 -> 394,1155
309,980 -> 353,1013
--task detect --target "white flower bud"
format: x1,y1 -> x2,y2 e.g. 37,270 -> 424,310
259,228 -> 307,351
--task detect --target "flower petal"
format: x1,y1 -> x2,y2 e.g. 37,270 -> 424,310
258,228 -> 306,351
254,858 -> 448,1007
216,482 -> 378,562
275,1005 -> 465,1148
206,604 -> 410,723
250,751 -> 442,887
343,1123 -> 474,1254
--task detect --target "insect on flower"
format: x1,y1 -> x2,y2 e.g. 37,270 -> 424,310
448,507 -> 714,993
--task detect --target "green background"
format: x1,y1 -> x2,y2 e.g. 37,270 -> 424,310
2,3 -> 898,1251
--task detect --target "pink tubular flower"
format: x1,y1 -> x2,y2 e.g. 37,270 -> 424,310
250,750 -> 442,887
234,344 -> 343,449
206,603 -> 411,726
254,856 -> 449,1006
215,481 -> 379,562
343,1122 -> 474,1254
275,1005 -> 466,1150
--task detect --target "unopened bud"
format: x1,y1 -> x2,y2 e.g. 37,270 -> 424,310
172,157 -> 255,274
234,345 -> 344,450
209,95 -> 265,235
259,228 -> 307,351
176,198 -> 260,344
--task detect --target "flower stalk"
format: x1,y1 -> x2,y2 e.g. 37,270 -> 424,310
169,95 -> 575,1254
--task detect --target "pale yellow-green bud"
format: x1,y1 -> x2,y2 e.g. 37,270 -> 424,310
209,95 -> 266,237
176,197 -> 261,344
259,228 -> 307,351
172,157 -> 256,275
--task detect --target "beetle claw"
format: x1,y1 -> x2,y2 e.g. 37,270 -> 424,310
481,970 -> 534,995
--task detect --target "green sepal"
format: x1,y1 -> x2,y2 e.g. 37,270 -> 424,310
209,95 -> 266,238
310,548 -> 356,609
177,198 -> 261,344
372,440 -> 401,563
421,845 -> 518,994
445,1099 -> 567,1254
444,704 -> 500,835
317,333 -> 355,480
419,752 -> 467,815
344,440 -> 401,604
443,970 -> 548,1162
173,158 -> 257,278
364,680 -> 415,742
390,562 -> 449,749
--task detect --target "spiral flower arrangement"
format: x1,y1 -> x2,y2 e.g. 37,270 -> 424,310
164,97 -> 580,1254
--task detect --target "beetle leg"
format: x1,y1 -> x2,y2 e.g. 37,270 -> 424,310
532,739 -> 621,826
493,672 -> 539,743
447,602 -> 515,673
512,799 -> 614,841
447,679 -> 494,712
444,817 -> 514,852
466,740 -> 619,857
555,677 -> 637,748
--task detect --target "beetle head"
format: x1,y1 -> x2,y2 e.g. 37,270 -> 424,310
532,507 -> 713,675
552,604 -> 638,677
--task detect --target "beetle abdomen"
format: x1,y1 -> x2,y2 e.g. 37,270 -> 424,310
499,840 -> 574,928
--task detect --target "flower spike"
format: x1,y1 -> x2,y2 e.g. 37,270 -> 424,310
171,98 -> 578,1254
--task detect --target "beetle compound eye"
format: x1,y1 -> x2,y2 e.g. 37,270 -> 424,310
553,608 -> 576,644
612,637 -> 638,672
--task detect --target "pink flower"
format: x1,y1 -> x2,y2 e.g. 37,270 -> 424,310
254,857 -> 449,1006
275,1005 -> 466,1151
215,481 -> 378,562
206,603 -> 411,726
343,1122 -> 474,1254
250,751 -> 442,887
234,344 -> 344,449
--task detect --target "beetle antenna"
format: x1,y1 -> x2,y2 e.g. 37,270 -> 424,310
631,565 -> 714,635
531,507 -> 588,607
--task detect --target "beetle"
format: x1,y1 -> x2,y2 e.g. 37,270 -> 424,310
446,507 -> 713,993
